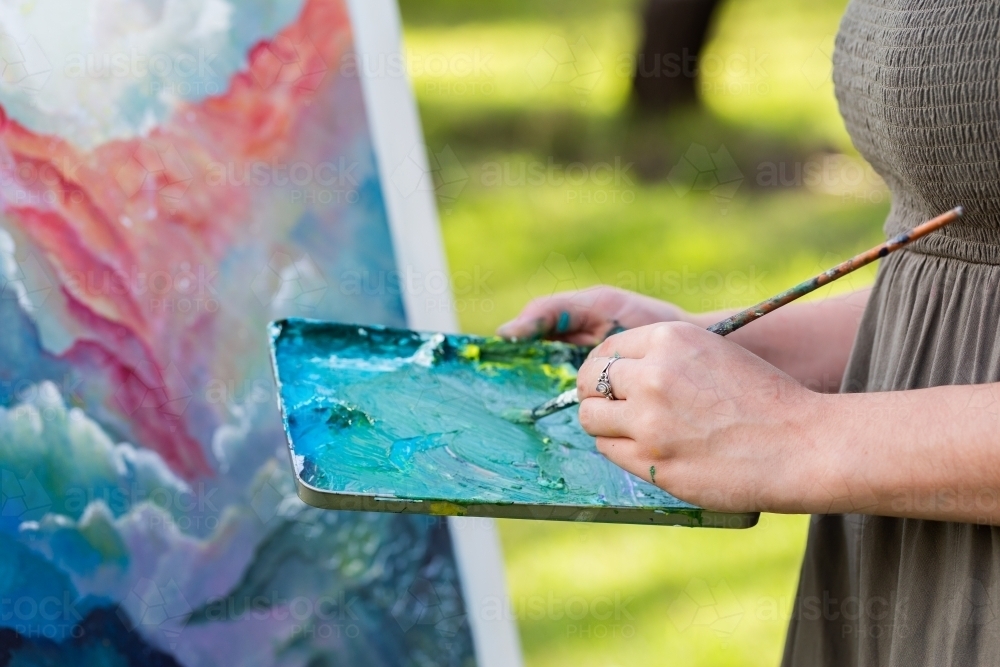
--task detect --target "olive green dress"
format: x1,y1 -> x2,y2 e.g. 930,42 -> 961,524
782,1 -> 1000,665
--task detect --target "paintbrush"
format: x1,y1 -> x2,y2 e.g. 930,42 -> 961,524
505,205 -> 964,424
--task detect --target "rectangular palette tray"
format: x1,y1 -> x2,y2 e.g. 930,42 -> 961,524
269,318 -> 758,528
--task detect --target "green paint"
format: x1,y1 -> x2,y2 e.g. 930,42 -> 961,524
650,466 -> 656,483
326,403 -> 374,429
271,320 -> 702,517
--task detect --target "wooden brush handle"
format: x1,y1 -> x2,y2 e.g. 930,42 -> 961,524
707,206 -> 963,336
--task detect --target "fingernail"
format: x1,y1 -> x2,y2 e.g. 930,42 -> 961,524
532,317 -> 548,339
497,320 -> 518,336
555,311 -> 571,333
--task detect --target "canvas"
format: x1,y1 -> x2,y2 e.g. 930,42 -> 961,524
0,1 -> 495,665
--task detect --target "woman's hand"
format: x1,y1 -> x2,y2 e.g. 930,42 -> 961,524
496,286 -> 693,345
576,321 -> 826,513
497,285 -> 869,393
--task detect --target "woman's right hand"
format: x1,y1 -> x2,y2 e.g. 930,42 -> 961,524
496,286 -> 695,346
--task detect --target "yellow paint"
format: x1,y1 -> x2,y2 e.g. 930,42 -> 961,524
429,501 -> 467,516
540,363 -> 577,391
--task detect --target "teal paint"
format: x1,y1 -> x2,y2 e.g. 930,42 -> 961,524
556,311 -> 571,333
270,319 -> 707,519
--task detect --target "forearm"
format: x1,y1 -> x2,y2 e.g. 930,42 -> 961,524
781,383 -> 1000,524
686,288 -> 871,391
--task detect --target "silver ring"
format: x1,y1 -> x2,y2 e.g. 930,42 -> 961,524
596,353 -> 621,400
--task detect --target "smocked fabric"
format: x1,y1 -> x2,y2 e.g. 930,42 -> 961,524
782,1 -> 1000,665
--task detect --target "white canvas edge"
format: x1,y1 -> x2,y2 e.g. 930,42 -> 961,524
343,2 -> 524,666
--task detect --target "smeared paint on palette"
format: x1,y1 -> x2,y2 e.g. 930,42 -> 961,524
269,319 -> 758,528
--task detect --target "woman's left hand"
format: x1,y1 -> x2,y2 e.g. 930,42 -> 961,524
577,321 -> 827,513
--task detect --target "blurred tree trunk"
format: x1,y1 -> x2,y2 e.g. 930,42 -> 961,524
632,0 -> 721,111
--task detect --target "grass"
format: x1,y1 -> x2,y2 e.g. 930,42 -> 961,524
441,183 -> 885,334
397,0 -> 886,664
501,514 -> 811,667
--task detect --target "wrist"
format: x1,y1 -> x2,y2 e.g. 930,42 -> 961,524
766,389 -> 857,514
792,391 -> 867,515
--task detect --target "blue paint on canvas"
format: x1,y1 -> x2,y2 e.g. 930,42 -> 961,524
0,0 -> 477,665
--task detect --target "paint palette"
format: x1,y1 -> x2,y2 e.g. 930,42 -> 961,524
269,319 -> 758,528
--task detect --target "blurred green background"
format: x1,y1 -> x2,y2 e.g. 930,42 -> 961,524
396,0 -> 887,665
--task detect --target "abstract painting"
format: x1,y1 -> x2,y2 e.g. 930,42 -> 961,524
0,1 -> 476,665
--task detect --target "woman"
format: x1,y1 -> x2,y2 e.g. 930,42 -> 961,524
499,1 -> 1000,665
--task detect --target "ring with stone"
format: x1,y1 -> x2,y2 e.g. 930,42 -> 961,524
596,354 -> 621,400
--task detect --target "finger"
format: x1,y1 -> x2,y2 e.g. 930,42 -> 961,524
576,357 -> 642,401
595,436 -> 661,486
552,320 -> 628,345
496,288 -> 616,339
577,396 -> 641,438
559,331 -> 604,346
588,323 -> 665,361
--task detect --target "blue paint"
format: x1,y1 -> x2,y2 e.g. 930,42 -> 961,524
390,433 -> 456,468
